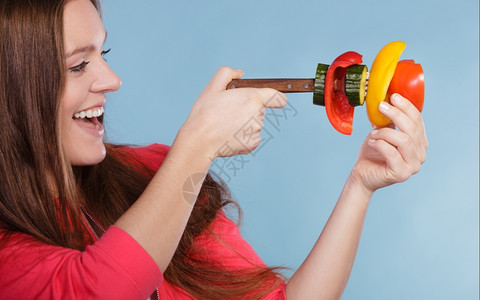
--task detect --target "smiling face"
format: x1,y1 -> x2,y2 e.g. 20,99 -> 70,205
61,0 -> 121,166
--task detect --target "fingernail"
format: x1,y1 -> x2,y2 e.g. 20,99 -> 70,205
371,129 -> 378,137
391,93 -> 402,104
379,101 -> 390,111
368,138 -> 376,146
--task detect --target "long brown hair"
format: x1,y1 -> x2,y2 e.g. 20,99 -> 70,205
0,0 -> 285,298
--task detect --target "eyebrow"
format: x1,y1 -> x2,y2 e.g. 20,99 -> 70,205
65,31 -> 108,58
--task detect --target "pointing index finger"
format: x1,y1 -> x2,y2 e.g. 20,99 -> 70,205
256,88 -> 288,108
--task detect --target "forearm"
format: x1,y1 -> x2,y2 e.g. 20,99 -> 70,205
286,170 -> 373,300
114,128 -> 212,272
113,67 -> 287,273
285,94 -> 427,299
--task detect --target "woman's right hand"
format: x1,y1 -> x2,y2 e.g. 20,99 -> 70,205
178,66 -> 287,160
116,66 -> 286,271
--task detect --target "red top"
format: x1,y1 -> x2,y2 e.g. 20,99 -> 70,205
0,144 -> 287,299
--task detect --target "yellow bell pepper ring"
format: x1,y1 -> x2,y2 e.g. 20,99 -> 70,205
366,41 -> 406,127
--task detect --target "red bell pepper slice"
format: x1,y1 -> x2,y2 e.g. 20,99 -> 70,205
325,51 -> 363,135
387,59 -> 424,112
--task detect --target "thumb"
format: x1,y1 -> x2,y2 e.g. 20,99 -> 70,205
203,66 -> 244,94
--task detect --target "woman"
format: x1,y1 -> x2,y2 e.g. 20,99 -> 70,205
0,0 -> 428,299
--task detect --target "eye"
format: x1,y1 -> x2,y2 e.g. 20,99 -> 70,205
101,48 -> 111,61
69,61 -> 90,73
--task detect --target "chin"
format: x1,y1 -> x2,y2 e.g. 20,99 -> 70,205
69,144 -> 107,166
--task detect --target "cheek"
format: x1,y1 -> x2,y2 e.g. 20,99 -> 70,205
59,94 -> 77,141
60,78 -> 90,132
59,78 -> 105,166
61,78 -> 89,113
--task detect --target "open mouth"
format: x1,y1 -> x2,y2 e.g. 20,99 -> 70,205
72,107 -> 105,135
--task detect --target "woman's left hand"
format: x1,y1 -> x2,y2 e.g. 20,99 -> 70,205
352,93 -> 428,194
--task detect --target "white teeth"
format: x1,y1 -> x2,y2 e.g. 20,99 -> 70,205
74,107 -> 104,119
94,107 -> 104,117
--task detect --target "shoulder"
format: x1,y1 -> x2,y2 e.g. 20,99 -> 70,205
110,143 -> 171,172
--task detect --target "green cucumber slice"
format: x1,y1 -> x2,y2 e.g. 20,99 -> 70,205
313,63 -> 329,106
345,64 -> 368,106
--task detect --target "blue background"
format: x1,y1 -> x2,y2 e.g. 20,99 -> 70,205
101,0 -> 478,298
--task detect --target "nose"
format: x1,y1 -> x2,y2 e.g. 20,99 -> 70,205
90,58 -> 122,94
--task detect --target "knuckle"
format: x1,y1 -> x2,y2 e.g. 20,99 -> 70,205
258,107 -> 266,116
217,65 -> 231,74
424,138 -> 429,150
257,120 -> 264,130
251,90 -> 265,106
215,66 -> 234,79
412,112 -> 422,124
403,122 -> 417,135
387,167 -> 410,183
419,151 -> 427,164
398,134 -> 410,146
398,170 -> 410,182
238,148 -> 249,155
410,162 -> 421,175
386,171 -> 402,183
385,147 -> 399,160
271,91 -> 288,107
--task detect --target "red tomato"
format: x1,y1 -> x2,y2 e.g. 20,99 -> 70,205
387,60 -> 424,112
